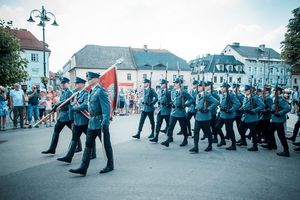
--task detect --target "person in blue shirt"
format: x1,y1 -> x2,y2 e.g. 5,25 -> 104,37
150,79 -> 171,143
262,86 -> 291,157
237,85 -> 265,151
161,78 -> 194,147
70,72 -> 114,175
189,81 -> 219,153
132,79 -> 158,139
215,82 -> 241,150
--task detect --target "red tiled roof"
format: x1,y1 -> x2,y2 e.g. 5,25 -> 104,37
13,29 -> 50,52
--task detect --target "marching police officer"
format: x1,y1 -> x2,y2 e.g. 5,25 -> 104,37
205,81 -> 220,143
42,77 -> 81,154
69,72 -> 114,175
150,79 -> 171,143
57,77 -> 96,163
291,106 -> 300,151
161,78 -> 194,147
237,85 -> 264,151
186,80 -> 198,137
189,81 -> 219,153
215,82 -> 241,150
232,83 -> 244,142
257,86 -> 273,143
132,78 -> 158,139
262,86 -> 291,157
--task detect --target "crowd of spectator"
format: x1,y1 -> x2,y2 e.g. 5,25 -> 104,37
0,83 -> 60,131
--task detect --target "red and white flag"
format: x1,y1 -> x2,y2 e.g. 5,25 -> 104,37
85,65 -> 119,117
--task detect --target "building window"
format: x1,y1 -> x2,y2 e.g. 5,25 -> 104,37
248,67 -> 251,73
270,78 -> 273,84
270,68 -> 273,74
220,76 -> 223,83
179,75 -> 184,80
260,67 -> 263,73
280,68 -> 283,74
238,77 -> 241,83
143,74 -> 147,80
214,76 -> 217,83
31,53 -> 39,62
127,73 -> 131,81
254,67 -> 257,74
294,78 -> 297,84
229,77 -> 232,83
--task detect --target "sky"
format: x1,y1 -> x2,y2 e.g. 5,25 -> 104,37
0,0 -> 299,72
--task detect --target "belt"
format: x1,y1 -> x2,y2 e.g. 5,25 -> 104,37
89,113 -> 102,117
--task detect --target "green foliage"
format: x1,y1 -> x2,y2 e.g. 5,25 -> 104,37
281,7 -> 300,72
0,24 -> 28,86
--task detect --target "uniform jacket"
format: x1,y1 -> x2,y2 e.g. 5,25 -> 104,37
219,92 -> 241,119
142,88 -> 158,112
210,91 -> 220,115
71,89 -> 89,126
88,84 -> 110,130
157,88 -> 171,116
271,96 -> 291,123
57,88 -> 73,122
170,89 -> 194,118
241,95 -> 265,123
260,95 -> 273,120
195,92 -> 219,121
235,92 -> 245,117
187,89 -> 198,113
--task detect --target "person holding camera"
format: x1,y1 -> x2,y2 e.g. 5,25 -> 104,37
27,86 -> 39,128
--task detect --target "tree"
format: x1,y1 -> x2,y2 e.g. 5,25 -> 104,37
281,7 -> 300,72
0,21 -> 28,86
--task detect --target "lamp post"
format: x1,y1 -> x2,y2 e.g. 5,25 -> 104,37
27,6 -> 58,89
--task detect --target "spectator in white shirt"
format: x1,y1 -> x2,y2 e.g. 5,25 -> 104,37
9,83 -> 25,129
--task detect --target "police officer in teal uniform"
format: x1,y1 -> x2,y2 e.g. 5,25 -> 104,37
257,86 -> 273,143
262,86 -> 291,157
42,77 -> 81,154
205,81 -> 221,143
189,81 -> 219,153
291,106 -> 300,151
237,85 -> 265,151
161,78 -> 194,147
186,80 -> 198,137
57,77 -> 96,163
150,79 -> 171,143
69,72 -> 114,175
232,83 -> 244,142
215,82 -> 241,150
132,78 -> 158,139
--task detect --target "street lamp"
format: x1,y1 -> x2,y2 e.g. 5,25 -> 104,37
27,5 -> 58,88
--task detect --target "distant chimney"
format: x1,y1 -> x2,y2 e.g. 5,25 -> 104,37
259,44 -> 265,51
144,45 -> 148,52
232,42 -> 240,47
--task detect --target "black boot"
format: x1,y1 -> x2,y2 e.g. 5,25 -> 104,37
217,140 -> 226,147
179,137 -> 188,147
293,142 -> 300,146
100,146 -> 114,174
90,141 -> 96,159
160,129 -> 167,134
212,137 -> 218,143
226,145 -> 236,150
132,132 -> 141,139
149,133 -> 159,143
204,146 -> 212,152
41,131 -> 59,154
276,151 -> 290,157
294,147 -> 300,151
237,140 -> 247,147
161,137 -> 171,147
75,139 -> 82,153
189,139 -> 199,153
248,145 -> 258,151
177,131 -> 183,135
57,141 -> 77,163
286,136 -> 296,142
69,147 -> 92,176
148,131 -> 155,139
